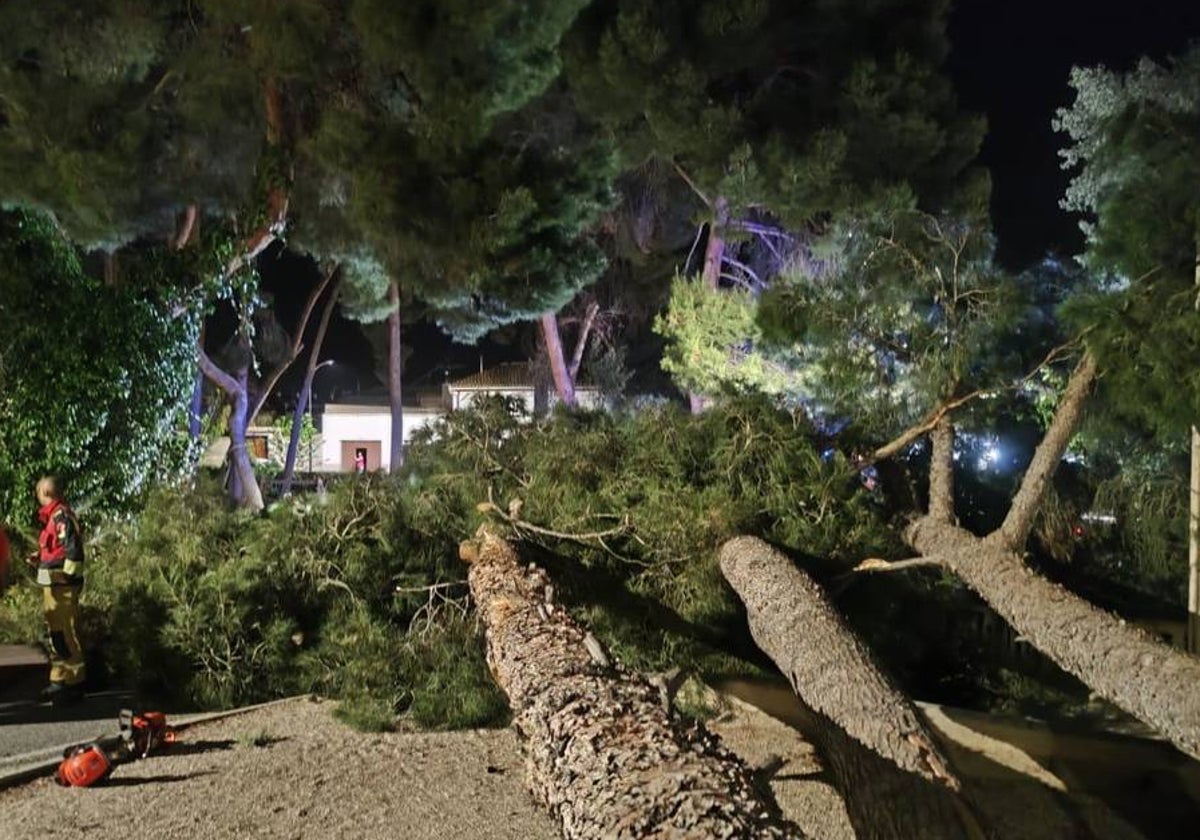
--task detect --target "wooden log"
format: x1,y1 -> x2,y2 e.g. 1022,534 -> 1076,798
719,536 -> 985,840
461,528 -> 806,840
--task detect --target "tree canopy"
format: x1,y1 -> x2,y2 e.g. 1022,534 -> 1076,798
1055,48 -> 1200,436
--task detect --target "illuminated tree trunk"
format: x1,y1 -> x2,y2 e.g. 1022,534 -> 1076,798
189,327 -> 206,443
905,353 -> 1200,760
282,277 -> 340,495
540,311 -> 576,408
199,345 -> 263,512
689,196 -> 727,414
388,281 -> 405,471
719,536 -> 980,840
460,528 -> 803,839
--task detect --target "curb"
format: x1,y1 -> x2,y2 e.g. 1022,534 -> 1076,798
0,694 -> 312,791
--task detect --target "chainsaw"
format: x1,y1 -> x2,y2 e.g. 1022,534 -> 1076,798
55,709 -> 175,787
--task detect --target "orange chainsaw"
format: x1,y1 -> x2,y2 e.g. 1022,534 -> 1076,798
55,709 -> 175,787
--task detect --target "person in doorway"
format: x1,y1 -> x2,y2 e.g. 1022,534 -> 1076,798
354,449 -> 367,473
29,476 -> 87,702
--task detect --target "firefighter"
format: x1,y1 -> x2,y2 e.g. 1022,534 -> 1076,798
29,476 -> 87,702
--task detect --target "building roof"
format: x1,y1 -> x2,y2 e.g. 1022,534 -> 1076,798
448,362 -> 596,391
322,403 -> 444,415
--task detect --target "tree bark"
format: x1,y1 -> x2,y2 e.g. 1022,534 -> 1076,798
1189,232 -> 1200,652
189,326 -> 206,443
719,537 -> 981,840
248,265 -> 337,425
172,204 -> 198,250
387,281 -> 405,471
901,351 -> 1200,760
460,528 -> 804,839
281,278 -> 340,495
927,416 -> 956,524
568,301 -> 600,383
689,197 -> 729,415
908,518 -> 1200,761
198,347 -> 263,512
1189,424 -> 1199,652
996,352 -> 1097,549
540,311 -> 577,408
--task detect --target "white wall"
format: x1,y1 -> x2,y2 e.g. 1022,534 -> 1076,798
448,388 -> 533,412
318,406 -> 444,472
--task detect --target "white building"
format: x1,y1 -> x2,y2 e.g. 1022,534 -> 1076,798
314,363 -> 603,472
317,403 -> 444,472
443,362 -> 603,412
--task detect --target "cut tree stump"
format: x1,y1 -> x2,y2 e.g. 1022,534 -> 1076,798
720,536 -> 986,840
461,527 -> 806,840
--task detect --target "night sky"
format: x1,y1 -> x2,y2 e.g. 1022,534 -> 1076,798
266,1 -> 1200,400
949,0 -> 1200,268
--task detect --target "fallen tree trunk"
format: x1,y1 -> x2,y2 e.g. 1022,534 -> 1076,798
720,536 -> 983,840
460,528 -> 804,840
901,352 -> 1200,762
908,516 -> 1200,761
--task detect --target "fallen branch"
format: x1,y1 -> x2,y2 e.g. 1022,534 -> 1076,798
479,490 -> 632,546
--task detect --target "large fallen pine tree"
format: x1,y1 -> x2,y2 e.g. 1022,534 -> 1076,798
720,535 -> 985,840
459,527 -> 805,840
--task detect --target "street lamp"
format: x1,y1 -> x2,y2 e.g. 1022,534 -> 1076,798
308,360 -> 336,471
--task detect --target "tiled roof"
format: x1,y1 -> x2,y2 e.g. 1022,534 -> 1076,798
448,362 -> 536,390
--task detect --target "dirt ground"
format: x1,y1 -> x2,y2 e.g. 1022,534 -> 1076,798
0,691 -> 1193,840
0,697 -> 559,840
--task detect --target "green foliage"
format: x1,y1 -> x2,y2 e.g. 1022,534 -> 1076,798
759,211 -> 1020,435
655,272 -> 803,397
564,0 -> 985,225
405,395 -> 898,673
1055,48 -> 1200,436
270,413 -> 319,469
0,210 -> 198,524
0,578 -> 42,646
23,473 -> 506,730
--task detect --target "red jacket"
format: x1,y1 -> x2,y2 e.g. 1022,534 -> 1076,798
38,500 -> 84,584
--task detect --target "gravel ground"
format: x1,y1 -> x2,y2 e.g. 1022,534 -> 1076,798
0,690 -> 1189,840
0,697 -> 559,840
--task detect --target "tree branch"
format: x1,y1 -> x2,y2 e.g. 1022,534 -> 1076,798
670,160 -> 711,208
868,339 -> 1085,466
995,351 -> 1098,550
852,556 -> 948,574
568,301 -> 600,382
197,345 -> 242,397
172,204 -> 198,250
869,395 -> 969,464
721,254 -> 764,289
248,263 -> 337,424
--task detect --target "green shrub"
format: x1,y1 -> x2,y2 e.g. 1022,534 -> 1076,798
1,397 -> 898,728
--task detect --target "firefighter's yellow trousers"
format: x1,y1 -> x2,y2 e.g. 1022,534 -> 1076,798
43,583 -> 86,686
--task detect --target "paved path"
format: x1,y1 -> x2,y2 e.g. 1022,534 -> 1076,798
0,645 -> 137,776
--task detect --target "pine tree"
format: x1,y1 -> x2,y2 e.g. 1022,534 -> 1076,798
563,0 -> 985,406
1055,47 -> 1200,649
0,0 -> 618,495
